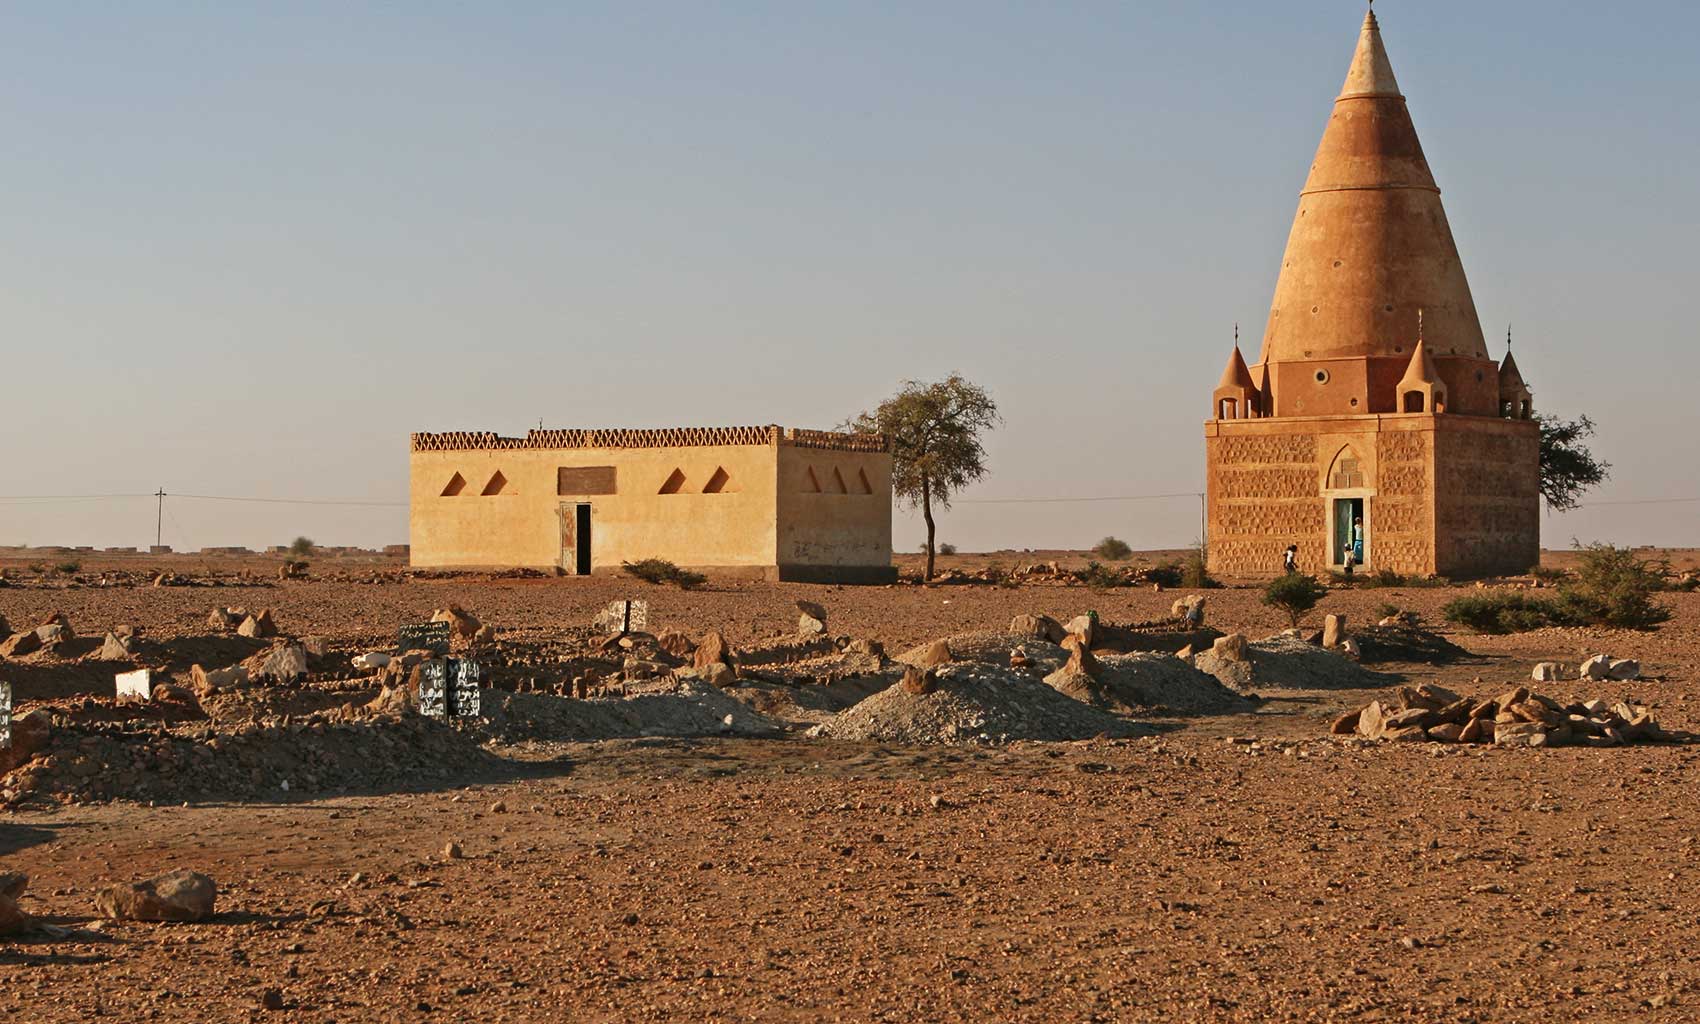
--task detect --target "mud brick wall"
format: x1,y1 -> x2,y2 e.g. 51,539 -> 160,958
1207,432 -> 1323,575
1432,420 -> 1541,576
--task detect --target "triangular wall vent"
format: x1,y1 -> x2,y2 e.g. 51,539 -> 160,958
481,470 -> 508,496
703,466 -> 738,493
803,467 -> 822,493
829,467 -> 849,494
855,468 -> 874,495
441,473 -> 467,497
659,469 -> 688,494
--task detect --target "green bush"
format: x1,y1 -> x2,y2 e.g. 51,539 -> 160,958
1093,537 -> 1133,561
288,536 -> 315,558
1556,542 -> 1672,629
1263,574 -> 1328,627
1442,592 -> 1565,634
1081,561 -> 1125,590
55,561 -> 82,574
1147,562 -> 1183,588
621,558 -> 706,590
939,543 -> 958,556
1529,564 -> 1567,584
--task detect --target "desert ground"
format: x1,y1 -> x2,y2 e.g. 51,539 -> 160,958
2,548 -> 1699,1022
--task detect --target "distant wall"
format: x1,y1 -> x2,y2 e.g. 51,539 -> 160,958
774,447 -> 894,581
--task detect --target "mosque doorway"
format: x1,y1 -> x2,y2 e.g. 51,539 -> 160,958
1332,497 -> 1366,570
559,503 -> 592,575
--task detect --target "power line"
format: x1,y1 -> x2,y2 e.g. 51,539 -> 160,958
171,493 -> 407,508
956,492 -> 1201,505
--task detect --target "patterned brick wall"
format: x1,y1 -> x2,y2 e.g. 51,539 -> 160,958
1433,423 -> 1540,575
412,425 -> 888,454
1208,432 -> 1322,574
1372,430 -> 1433,574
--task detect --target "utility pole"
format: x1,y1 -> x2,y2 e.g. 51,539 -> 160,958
155,488 -> 166,549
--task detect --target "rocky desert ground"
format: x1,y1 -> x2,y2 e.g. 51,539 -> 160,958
2,548 -> 1699,1022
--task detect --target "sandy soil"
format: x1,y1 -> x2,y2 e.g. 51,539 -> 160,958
2,552 -> 1698,1021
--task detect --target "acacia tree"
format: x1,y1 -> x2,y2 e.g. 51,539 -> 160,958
1537,415 -> 1609,512
847,375 -> 1000,580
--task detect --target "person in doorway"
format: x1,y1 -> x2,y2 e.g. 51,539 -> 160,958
1352,517 -> 1365,565
1342,541 -> 1357,579
1283,544 -> 1299,574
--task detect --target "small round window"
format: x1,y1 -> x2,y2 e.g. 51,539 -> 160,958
1315,370 -> 1331,384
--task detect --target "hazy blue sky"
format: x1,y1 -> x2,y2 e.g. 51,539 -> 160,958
3,1 -> 1695,554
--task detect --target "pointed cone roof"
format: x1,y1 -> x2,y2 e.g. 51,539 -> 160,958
1397,338 -> 1442,391
1498,347 -> 1528,389
1259,9 -> 1488,366
1218,345 -> 1256,391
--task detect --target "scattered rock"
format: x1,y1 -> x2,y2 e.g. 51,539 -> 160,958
0,630 -> 41,658
915,640 -> 953,668
443,843 -> 464,860
1580,654 -> 1612,681
96,631 -> 134,661
1608,659 -> 1641,681
352,652 -> 392,672
94,869 -> 217,922
237,610 -> 277,639
656,632 -> 695,658
698,662 -> 736,689
250,644 -> 309,683
1064,614 -> 1097,647
694,632 -> 734,670
1010,615 -> 1066,643
1532,662 -> 1562,683
0,894 -> 30,936
431,606 -> 480,641
796,600 -> 828,637
901,665 -> 934,695
0,872 -> 26,900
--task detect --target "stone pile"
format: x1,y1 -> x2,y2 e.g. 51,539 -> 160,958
1336,683 -> 1668,748
0,613 -> 77,658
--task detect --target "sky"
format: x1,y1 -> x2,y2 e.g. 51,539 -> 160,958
2,1 -> 1696,554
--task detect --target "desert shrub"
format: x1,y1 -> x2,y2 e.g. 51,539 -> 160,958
1081,561 -> 1125,590
621,558 -> 706,590
1147,561 -> 1183,589
1181,542 -> 1219,589
1093,537 -> 1133,561
1442,593 -> 1565,634
1529,564 -> 1567,584
55,561 -> 82,574
288,536 -> 315,558
1373,568 -> 1406,587
1674,575 -> 1700,593
1554,542 -> 1672,629
1263,574 -> 1328,627
938,542 -> 958,556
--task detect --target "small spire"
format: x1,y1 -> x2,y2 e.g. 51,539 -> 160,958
1340,3 -> 1402,100
1506,324 -> 1512,351
1417,307 -> 1425,345
1234,322 -> 1239,345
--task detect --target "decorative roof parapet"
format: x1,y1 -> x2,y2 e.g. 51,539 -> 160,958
411,425 -> 889,454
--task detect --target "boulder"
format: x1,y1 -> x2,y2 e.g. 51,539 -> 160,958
1580,655 -> 1612,681
1064,614 -> 1097,647
0,894 -> 29,936
190,664 -> 251,696
252,644 -> 308,683
1494,721 -> 1546,747
1356,700 -> 1386,738
795,600 -> 828,637
901,665 -> 935,695
1211,634 -> 1248,662
1171,595 -> 1207,627
1608,659 -> 1641,681
1426,722 -> 1465,743
1330,708 -> 1362,735
0,630 -> 41,658
237,609 -> 278,639
0,710 -> 51,774
656,632 -> 696,658
1322,614 -> 1347,649
693,632 -> 733,670
93,869 -> 217,922
97,631 -> 134,661
430,606 -> 480,641
34,623 -> 69,648
915,640 -> 953,668
208,608 -> 241,631
1059,639 -> 1100,679
698,662 -> 736,689
1010,615 -> 1066,643
473,624 -> 497,644
1532,662 -> 1562,683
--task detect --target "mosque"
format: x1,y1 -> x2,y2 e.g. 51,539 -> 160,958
1206,8 -> 1540,578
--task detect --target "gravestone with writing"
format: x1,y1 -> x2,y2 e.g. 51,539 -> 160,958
0,681 -> 11,750
592,599 -> 649,635
417,659 -> 483,719
398,621 -> 452,656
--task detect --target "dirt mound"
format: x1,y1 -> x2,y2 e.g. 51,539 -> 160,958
1353,624 -> 1472,665
482,680 -> 783,743
0,711 -> 505,807
723,676 -> 895,728
895,633 -> 1069,675
808,663 -> 1149,745
1063,653 -> 1255,715
1196,635 -> 1396,693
